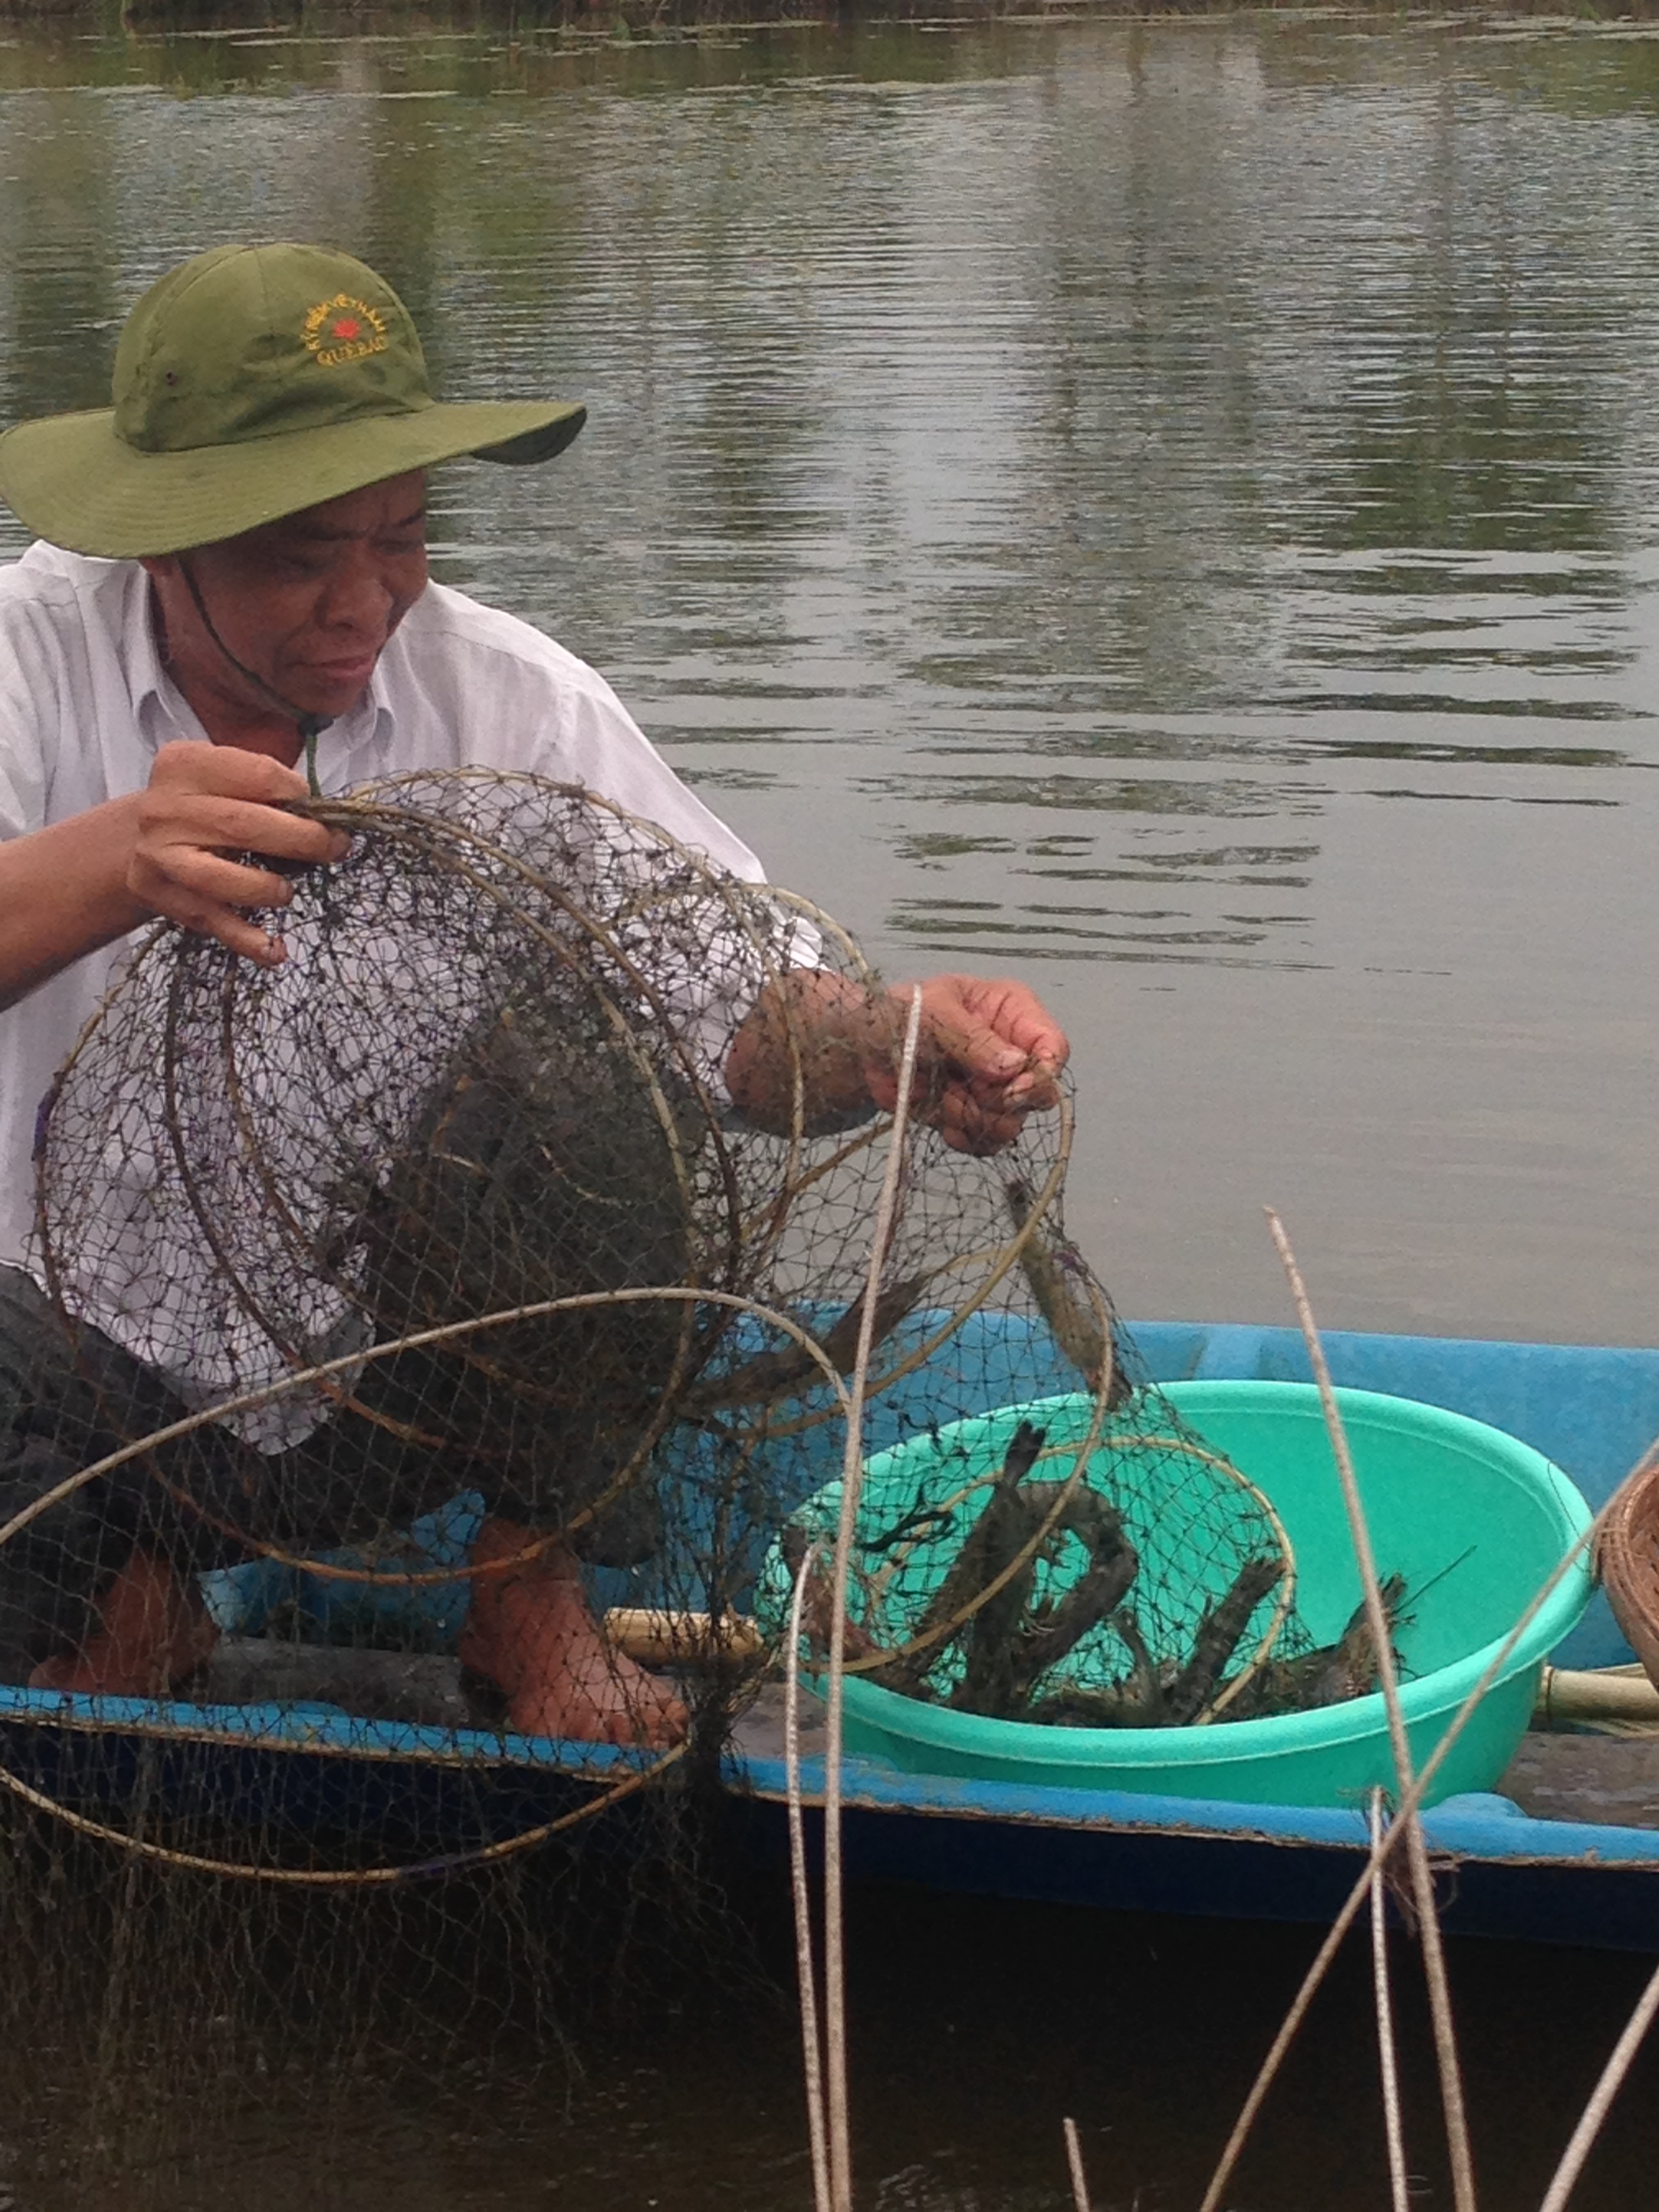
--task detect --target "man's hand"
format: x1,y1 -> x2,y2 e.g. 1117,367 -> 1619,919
128,741 -> 349,967
725,968 -> 1068,1157
871,974 -> 1068,1155
0,741 -> 351,1013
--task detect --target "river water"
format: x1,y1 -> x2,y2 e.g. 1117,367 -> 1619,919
7,1 -> 1659,1347
3,7 -> 1659,2208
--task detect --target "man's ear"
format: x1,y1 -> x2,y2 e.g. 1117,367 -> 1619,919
137,556 -> 176,585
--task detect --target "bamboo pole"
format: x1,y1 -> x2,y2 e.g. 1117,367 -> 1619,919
602,1607 -> 764,1665
1536,1666 -> 1659,1728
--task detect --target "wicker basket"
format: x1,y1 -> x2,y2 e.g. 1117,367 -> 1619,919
1598,1458 -> 1659,1690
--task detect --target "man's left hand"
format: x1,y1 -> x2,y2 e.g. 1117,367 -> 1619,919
870,973 -> 1069,1155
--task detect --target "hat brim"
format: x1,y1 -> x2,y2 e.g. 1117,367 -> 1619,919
0,398 -> 587,560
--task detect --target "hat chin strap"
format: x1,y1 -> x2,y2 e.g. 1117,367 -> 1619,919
176,555 -> 331,798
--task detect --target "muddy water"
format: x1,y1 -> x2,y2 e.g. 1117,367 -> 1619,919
3,8 -> 1659,2207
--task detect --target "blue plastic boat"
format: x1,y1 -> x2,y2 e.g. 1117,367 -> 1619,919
5,1317 -> 1659,1950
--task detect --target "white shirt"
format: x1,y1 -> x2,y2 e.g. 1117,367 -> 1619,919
0,540 -> 766,1284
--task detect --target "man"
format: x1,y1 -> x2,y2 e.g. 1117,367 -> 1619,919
0,241 -> 1068,1748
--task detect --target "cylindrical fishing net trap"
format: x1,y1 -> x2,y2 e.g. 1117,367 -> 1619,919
0,766 -> 1397,2201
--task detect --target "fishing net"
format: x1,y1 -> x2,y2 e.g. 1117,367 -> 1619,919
757,1399 -> 1303,1729
0,768 -> 1330,2198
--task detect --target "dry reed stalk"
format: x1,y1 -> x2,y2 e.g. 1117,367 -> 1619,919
785,1542 -> 833,2212
1369,1792 -> 1410,2212
1062,2116 -> 1092,2212
1195,1441 -> 1639,2212
822,984 -> 926,2212
1534,1957 -> 1659,2212
1264,1210 -> 1476,2212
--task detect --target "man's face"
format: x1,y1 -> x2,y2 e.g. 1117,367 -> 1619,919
144,470 -> 429,727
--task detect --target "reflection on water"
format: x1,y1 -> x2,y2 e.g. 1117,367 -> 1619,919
3,12 -> 1659,2209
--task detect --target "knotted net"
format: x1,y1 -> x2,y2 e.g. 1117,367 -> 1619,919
0,769 -> 1320,2200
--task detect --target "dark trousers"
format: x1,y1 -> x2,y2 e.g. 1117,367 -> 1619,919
0,1265 -> 661,1683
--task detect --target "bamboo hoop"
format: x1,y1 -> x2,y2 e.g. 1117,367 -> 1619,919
0,1740 -> 682,1889
0,1280 -> 846,1883
34,777 -> 870,1582
818,1413 -> 1292,1708
0,1286 -> 851,1586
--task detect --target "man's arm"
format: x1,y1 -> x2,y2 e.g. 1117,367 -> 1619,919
0,797 -> 152,1012
725,968 -> 1068,1158
0,741 -> 348,1012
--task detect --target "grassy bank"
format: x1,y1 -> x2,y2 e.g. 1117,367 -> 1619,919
7,0 -> 1659,28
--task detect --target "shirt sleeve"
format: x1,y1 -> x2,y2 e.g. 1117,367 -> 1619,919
0,577 -> 60,842
535,674 -> 831,1094
392,593 -> 820,1102
519,656 -> 767,886
398,583 -> 767,884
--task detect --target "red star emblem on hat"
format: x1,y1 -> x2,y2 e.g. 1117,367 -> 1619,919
331,316 -> 362,341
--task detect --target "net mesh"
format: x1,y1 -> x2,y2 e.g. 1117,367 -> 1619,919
0,769 -> 1339,2197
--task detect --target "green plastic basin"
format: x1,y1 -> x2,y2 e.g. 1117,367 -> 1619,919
781,1381 -> 1594,1810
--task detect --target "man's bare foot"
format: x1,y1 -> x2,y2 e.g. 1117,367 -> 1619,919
458,1517 -> 688,1750
28,1547 -> 218,1698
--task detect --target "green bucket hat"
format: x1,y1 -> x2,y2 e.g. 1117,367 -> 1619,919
0,241 -> 586,560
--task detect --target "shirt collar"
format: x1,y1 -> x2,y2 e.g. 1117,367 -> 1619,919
126,567 -> 172,734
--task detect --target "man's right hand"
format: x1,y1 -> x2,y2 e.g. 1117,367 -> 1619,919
127,741 -> 349,967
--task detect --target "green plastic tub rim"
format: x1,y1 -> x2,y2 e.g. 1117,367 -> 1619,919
785,1380 -> 1595,1793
